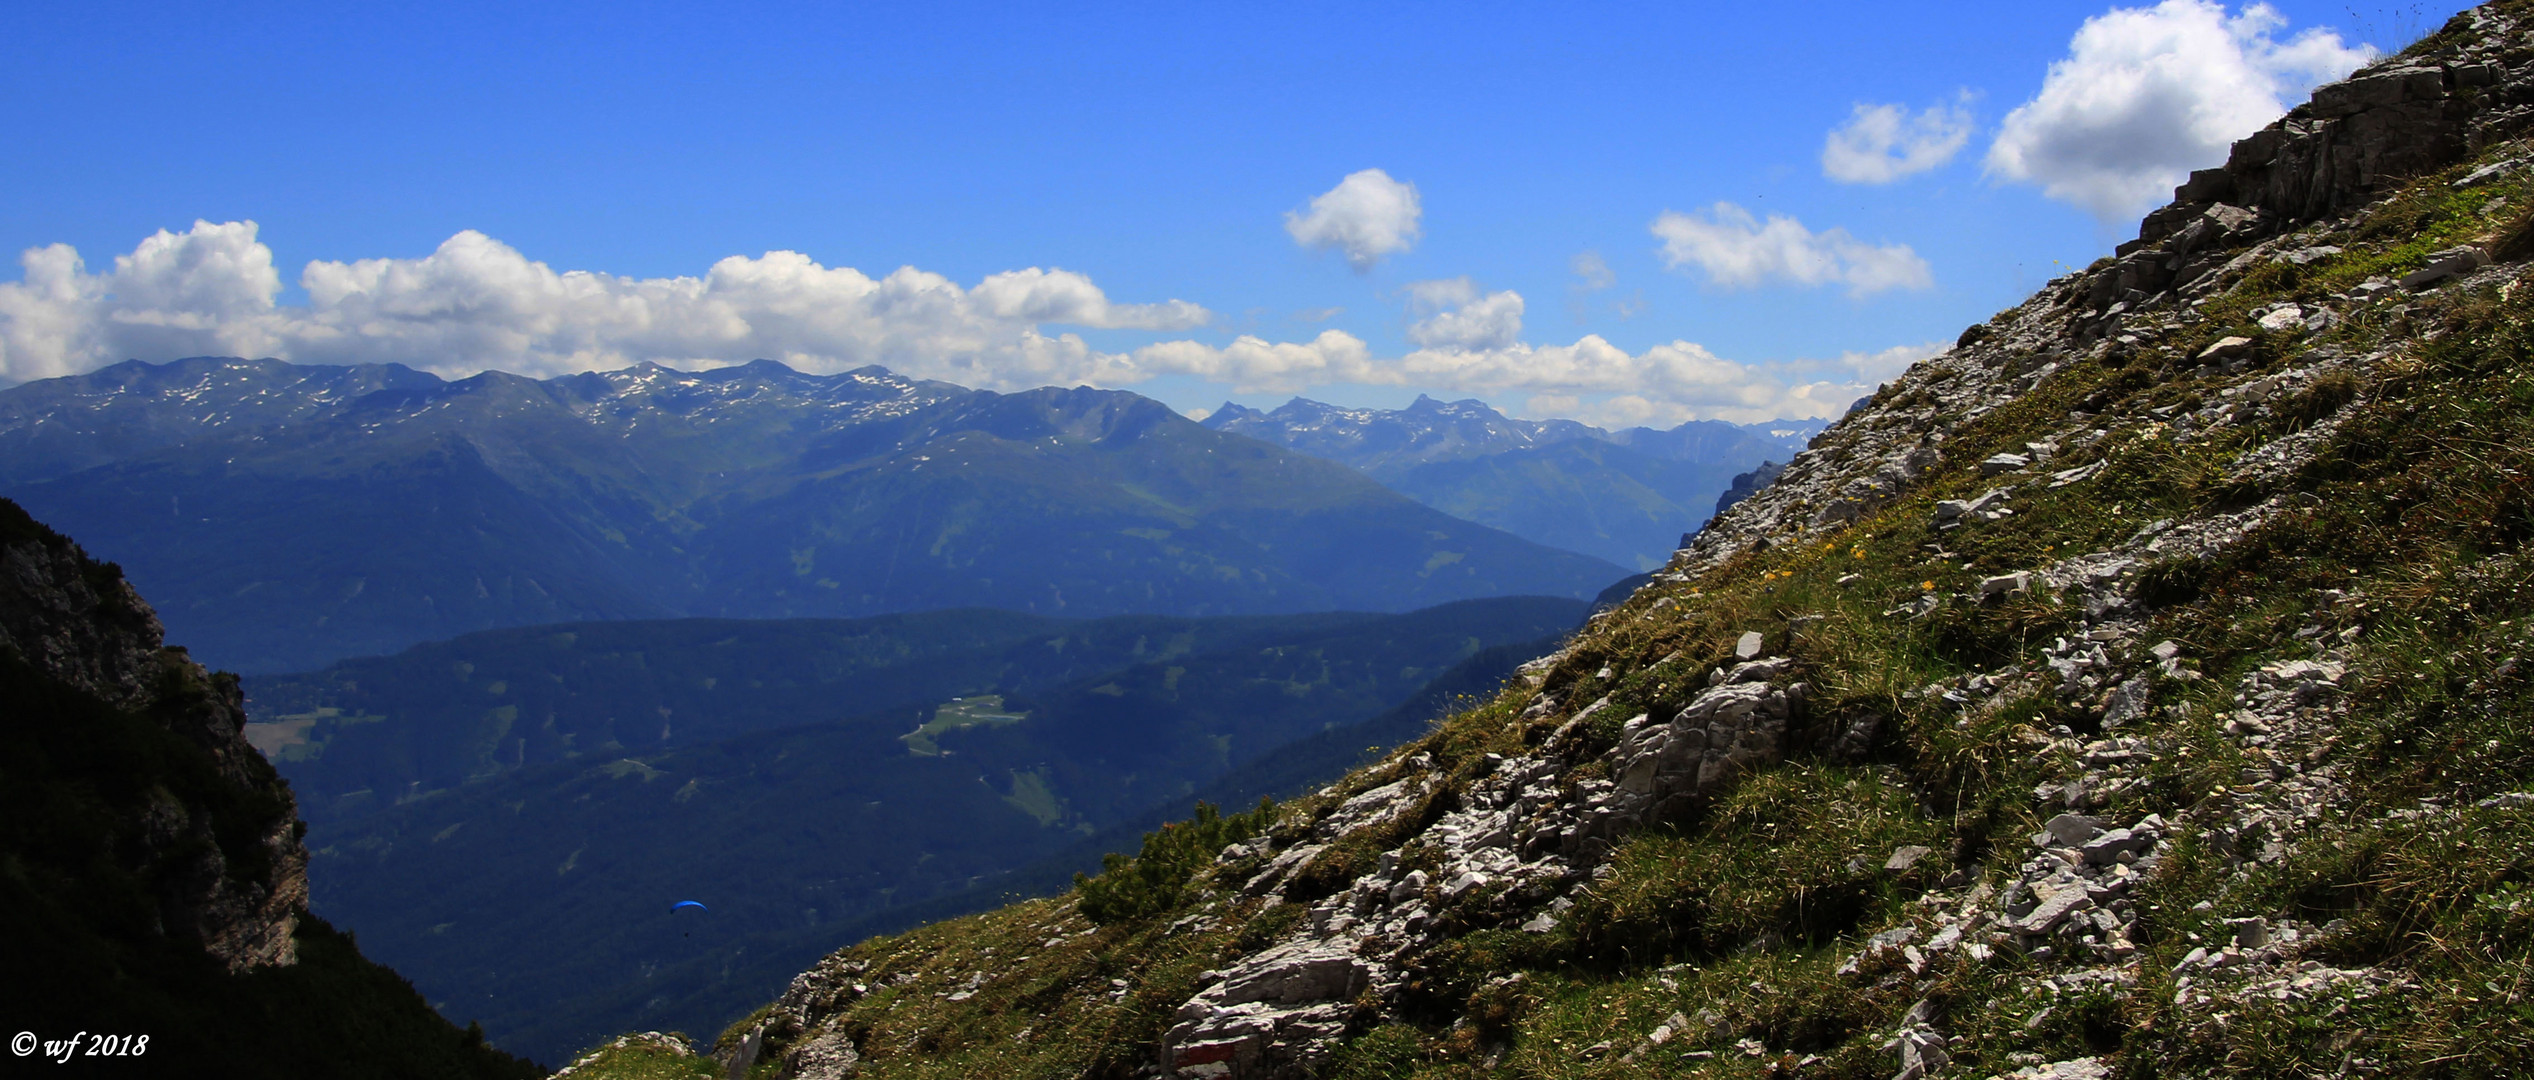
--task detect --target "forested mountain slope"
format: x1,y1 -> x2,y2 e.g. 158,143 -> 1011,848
248,598 -> 1584,1062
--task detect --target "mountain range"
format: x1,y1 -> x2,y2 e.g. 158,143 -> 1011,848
1202,395 -> 1819,569
0,358 -> 1624,673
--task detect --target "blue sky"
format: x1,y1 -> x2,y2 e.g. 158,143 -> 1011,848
0,1 -> 2467,424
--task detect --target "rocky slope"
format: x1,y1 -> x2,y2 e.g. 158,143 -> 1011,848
0,497 -> 305,973
565,6 -> 2534,1077
0,497 -> 540,1077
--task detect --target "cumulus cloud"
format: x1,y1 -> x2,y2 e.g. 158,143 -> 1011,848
0,221 -> 1210,388
1284,169 -> 1423,270
0,221 -> 1939,424
1822,96 -> 1976,183
1987,0 -> 2373,220
0,221 -> 290,383
1391,335 -> 1945,426
1836,342 -> 1946,385
1132,325 -> 1921,423
968,267 -> 1210,330
1401,278 -> 1524,351
1651,203 -> 1933,297
1133,330 -> 1379,391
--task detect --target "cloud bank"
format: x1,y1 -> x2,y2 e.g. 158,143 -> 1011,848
1650,203 -> 1934,297
1284,169 -> 1423,270
0,222 -> 1205,389
1823,96 -> 1975,183
1986,0 -> 2373,220
1,221 -> 1935,424
1172,280 -> 1943,426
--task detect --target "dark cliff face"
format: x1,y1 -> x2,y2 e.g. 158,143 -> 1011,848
0,498 -> 308,974
0,497 -> 541,1079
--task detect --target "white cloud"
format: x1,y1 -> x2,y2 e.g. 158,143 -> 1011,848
1567,250 -> 1638,324
0,222 -> 1212,389
968,267 -> 1209,330
1401,278 -> 1524,351
0,221 -> 291,383
1836,341 -> 1944,385
1133,330 -> 1379,392
1400,277 -> 1478,310
1389,336 -> 1931,423
1986,0 -> 2373,220
1570,250 -> 1615,290
1134,328 -> 1909,423
1822,96 -> 1975,183
1651,203 -> 1933,297
1284,168 -> 1423,270
0,221 -> 1938,424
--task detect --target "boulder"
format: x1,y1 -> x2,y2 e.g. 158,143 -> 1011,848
2043,813 -> 2105,847
2401,245 -> 2491,289
2198,336 -> 2256,361
1980,452 -> 2032,476
1735,631 -> 1766,659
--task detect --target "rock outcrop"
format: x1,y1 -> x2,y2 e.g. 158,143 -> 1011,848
0,498 -> 306,972
2,498 -> 547,1078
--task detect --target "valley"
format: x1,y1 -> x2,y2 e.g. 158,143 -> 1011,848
245,597 -> 1587,1062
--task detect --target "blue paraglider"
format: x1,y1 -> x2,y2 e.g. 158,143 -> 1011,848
672,900 -> 708,938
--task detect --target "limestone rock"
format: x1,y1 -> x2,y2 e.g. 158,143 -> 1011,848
2401,244 -> 2491,289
